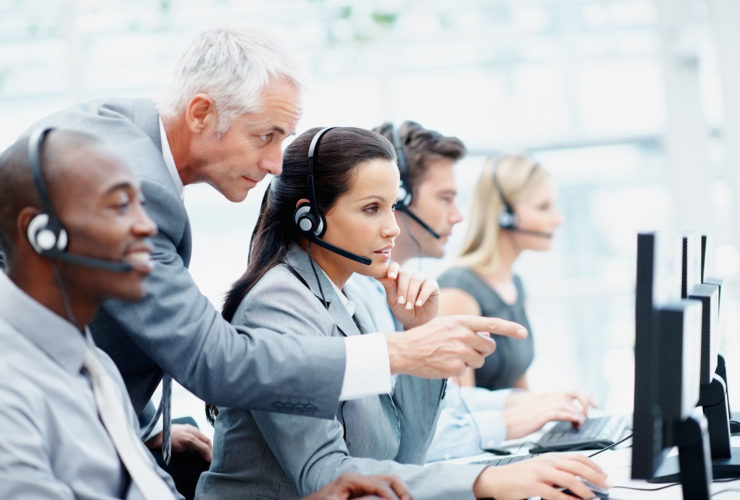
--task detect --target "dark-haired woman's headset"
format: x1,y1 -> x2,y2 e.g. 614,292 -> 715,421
390,125 -> 441,240
293,127 -> 372,266
25,127 -> 134,271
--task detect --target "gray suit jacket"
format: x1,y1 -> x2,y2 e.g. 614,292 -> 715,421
195,245 -> 485,500
28,98 -> 345,417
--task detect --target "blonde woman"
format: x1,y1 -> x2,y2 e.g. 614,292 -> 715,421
440,155 -> 574,394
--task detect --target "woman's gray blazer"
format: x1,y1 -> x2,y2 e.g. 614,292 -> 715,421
195,245 -> 486,500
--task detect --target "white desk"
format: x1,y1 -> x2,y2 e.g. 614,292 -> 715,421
450,438 -> 740,499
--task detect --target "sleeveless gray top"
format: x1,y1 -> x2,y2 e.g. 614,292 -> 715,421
437,267 -> 534,391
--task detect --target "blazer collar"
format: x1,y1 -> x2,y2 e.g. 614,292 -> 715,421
284,244 -> 362,337
131,98 -> 162,151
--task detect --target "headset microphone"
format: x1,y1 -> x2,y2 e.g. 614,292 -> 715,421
36,246 -> 136,272
508,227 -> 553,239
391,125 -> 441,240
294,127 -> 372,266
26,127 -> 134,273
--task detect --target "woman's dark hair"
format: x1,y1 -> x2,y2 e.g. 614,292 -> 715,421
222,126 -> 396,322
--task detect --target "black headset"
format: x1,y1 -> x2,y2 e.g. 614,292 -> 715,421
293,127 -> 372,266
390,125 -> 440,239
491,157 -> 553,239
26,126 -> 134,272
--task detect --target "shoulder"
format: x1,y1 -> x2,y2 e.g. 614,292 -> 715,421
437,266 -> 478,288
0,334 -> 52,432
34,99 -> 172,186
231,264 -> 330,335
438,286 -> 481,316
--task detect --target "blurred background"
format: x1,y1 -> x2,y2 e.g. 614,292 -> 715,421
2,0 -> 740,433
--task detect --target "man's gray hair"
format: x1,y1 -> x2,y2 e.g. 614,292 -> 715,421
156,26 -> 306,134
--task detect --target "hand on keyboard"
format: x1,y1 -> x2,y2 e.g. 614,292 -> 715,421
503,391 -> 596,439
529,415 -> 629,453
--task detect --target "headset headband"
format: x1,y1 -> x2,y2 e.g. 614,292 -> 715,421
28,127 -> 64,234
307,127 -> 336,223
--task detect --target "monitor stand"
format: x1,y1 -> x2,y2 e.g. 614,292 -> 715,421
715,354 -> 740,434
649,409 -> 711,499
651,378 -> 740,482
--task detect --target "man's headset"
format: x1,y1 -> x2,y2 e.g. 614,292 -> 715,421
390,125 -> 441,239
26,126 -> 134,272
491,157 -> 553,239
293,127 -> 372,266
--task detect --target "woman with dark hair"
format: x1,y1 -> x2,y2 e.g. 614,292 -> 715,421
195,127 -> 608,500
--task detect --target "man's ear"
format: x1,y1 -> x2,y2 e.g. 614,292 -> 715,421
18,207 -> 41,239
185,93 -> 217,133
16,206 -> 43,253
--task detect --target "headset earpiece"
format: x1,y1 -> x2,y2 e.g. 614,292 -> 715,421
492,156 -> 553,239
27,213 -> 68,254
492,158 -> 518,231
294,202 -> 325,237
498,205 -> 518,230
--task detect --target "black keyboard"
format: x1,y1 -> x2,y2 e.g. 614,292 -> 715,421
470,454 -> 534,466
529,415 -> 629,453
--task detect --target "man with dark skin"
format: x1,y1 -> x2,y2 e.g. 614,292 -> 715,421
0,129 -> 411,500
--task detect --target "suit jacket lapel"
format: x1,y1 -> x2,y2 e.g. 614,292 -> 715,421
284,245 -> 361,338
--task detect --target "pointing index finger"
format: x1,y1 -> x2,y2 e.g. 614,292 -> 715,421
453,315 -> 528,339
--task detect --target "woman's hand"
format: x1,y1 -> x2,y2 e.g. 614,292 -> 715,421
472,453 -> 608,500
503,390 -> 594,439
378,261 -> 439,329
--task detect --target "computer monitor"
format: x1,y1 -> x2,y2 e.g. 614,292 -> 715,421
632,232 -> 712,499
679,234 -> 740,476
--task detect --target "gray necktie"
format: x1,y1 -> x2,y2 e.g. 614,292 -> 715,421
161,374 -> 172,464
139,375 -> 172,465
84,348 -> 175,499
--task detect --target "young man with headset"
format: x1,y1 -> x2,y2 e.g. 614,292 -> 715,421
361,122 -> 594,463
0,128 -> 413,500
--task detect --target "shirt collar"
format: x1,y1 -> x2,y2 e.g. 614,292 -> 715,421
322,269 -> 355,317
0,271 -> 89,374
159,117 -> 184,200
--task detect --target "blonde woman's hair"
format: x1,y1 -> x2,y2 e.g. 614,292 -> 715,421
455,154 -> 549,274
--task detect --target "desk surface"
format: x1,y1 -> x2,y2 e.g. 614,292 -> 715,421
451,439 -> 740,499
